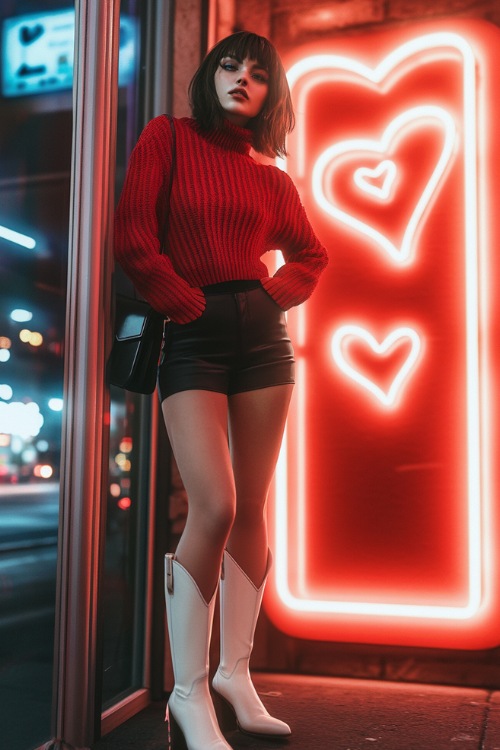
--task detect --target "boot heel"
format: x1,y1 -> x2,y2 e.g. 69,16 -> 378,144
166,706 -> 188,750
211,689 -> 237,733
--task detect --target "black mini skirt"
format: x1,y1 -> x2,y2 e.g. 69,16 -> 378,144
157,280 -> 295,401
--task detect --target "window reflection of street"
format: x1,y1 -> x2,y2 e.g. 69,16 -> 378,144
0,2 -> 146,745
0,483 -> 58,748
0,0 -> 72,744
0,483 -> 58,627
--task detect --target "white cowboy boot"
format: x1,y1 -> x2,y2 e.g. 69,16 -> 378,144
164,554 -> 233,750
212,550 -> 291,737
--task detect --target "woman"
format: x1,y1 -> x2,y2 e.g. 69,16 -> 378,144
114,31 -> 328,750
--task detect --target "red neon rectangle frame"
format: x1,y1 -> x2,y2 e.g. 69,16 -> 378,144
264,19 -> 500,649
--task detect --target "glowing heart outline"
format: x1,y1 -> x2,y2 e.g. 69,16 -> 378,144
312,106 -> 457,265
331,324 -> 422,406
274,35 -> 483,622
284,32 -> 476,184
353,159 -> 397,200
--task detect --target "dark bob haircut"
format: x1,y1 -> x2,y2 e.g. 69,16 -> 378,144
188,31 -> 295,158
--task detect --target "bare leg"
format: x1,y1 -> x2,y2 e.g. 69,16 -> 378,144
227,384 -> 293,585
162,390 -> 236,602
213,384 -> 293,738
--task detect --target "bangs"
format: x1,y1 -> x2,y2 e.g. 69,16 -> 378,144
216,32 -> 277,73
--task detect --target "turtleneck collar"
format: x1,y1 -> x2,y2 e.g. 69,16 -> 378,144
189,117 -> 253,155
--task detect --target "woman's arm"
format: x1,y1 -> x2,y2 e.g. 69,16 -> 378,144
261,168 -> 328,310
114,117 -> 205,323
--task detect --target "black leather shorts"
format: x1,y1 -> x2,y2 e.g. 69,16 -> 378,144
157,280 -> 295,402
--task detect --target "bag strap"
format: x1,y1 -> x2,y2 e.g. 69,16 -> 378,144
159,114 -> 176,255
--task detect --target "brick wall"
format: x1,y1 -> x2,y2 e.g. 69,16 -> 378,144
231,0 -> 500,50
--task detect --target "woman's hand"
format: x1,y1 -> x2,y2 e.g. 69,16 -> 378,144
168,287 -> 206,324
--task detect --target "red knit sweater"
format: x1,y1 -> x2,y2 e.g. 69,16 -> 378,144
114,115 -> 328,323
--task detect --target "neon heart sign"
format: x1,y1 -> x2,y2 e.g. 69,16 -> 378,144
331,325 -> 421,406
265,21 -> 500,650
312,106 -> 457,264
353,160 -> 397,200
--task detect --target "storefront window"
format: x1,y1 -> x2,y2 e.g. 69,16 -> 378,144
0,1 -> 144,746
101,1 -> 150,708
0,2 -> 73,747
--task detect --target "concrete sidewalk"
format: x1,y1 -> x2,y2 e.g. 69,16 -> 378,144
94,672 -> 500,749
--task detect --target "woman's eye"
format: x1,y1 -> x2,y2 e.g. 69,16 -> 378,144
253,73 -> 268,83
222,62 -> 237,71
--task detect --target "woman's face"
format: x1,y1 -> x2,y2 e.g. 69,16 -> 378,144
214,56 -> 269,127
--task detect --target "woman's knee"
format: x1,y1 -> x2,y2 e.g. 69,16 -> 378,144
192,488 -> 236,540
233,494 -> 267,528
211,498 -> 236,537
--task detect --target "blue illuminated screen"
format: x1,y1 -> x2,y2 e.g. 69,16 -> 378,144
1,8 -> 138,97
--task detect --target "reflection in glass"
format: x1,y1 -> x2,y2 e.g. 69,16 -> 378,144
101,1 -> 149,709
0,0 -> 143,746
1,8 -> 138,98
102,388 -> 148,705
0,0 -> 73,744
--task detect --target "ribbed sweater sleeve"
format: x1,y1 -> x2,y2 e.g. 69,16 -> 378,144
113,119 -> 206,323
261,168 -> 328,310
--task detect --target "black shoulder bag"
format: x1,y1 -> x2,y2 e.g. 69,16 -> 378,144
109,115 -> 176,394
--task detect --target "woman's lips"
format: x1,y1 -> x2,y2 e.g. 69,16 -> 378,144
229,88 -> 249,100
